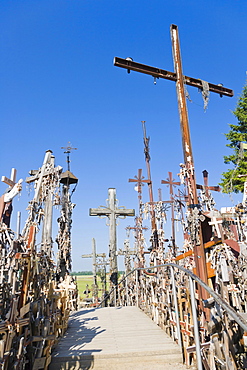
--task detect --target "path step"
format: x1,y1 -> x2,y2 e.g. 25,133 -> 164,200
50,306 -> 186,369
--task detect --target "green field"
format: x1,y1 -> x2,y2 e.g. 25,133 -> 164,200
73,275 -> 107,300
74,275 -> 94,299
73,273 -> 122,301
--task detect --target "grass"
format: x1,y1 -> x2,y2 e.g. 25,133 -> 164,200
74,275 -> 108,300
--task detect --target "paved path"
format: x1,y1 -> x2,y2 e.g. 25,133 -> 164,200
50,306 -> 187,369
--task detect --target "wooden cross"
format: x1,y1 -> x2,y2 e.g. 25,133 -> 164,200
1,168 -> 17,189
118,240 -> 136,274
113,24 -> 234,296
196,170 -> 221,198
82,238 -> 106,303
1,168 -> 22,226
89,188 -> 135,304
208,216 -> 223,240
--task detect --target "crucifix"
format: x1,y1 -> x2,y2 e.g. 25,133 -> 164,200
1,168 -> 23,228
161,171 -> 180,255
89,188 -> 135,305
114,24 -> 233,296
81,238 -> 106,303
141,121 -> 159,251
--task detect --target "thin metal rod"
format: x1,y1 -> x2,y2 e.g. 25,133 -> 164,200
189,276 -> 203,370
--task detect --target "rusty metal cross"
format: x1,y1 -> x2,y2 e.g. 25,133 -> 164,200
129,169 -> 149,194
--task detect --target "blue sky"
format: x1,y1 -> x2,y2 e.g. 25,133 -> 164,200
1,0 -> 247,271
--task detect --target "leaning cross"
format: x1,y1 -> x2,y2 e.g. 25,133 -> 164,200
114,24 -> 233,296
89,188 -> 135,304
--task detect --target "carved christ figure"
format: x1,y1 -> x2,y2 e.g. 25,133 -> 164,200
0,180 -> 22,227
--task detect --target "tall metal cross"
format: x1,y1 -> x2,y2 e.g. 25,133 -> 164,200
114,24 -> 233,295
89,188 -> 135,304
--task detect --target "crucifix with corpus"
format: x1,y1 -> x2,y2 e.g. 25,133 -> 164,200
114,24 -> 234,296
0,168 -> 23,228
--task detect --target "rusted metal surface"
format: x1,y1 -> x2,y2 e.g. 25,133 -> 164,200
114,57 -> 234,97
170,24 -> 209,298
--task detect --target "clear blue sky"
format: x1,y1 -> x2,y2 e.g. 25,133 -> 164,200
1,0 -> 247,271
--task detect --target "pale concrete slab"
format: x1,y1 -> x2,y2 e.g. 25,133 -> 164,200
50,306 -> 187,369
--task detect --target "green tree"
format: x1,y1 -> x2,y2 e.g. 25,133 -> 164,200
220,83 -> 247,193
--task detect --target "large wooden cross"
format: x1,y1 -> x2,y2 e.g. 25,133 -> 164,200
89,188 -> 135,304
114,24 -> 233,296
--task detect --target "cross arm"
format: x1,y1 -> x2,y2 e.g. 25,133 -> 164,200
196,184 -> 221,192
161,179 -> 180,186
114,57 -> 233,98
89,208 -> 111,216
115,209 -> 135,217
81,254 -> 93,258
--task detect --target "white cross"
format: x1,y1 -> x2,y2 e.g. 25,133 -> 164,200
1,168 -> 23,202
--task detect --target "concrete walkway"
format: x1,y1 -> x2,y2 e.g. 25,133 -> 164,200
50,306 -> 187,369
